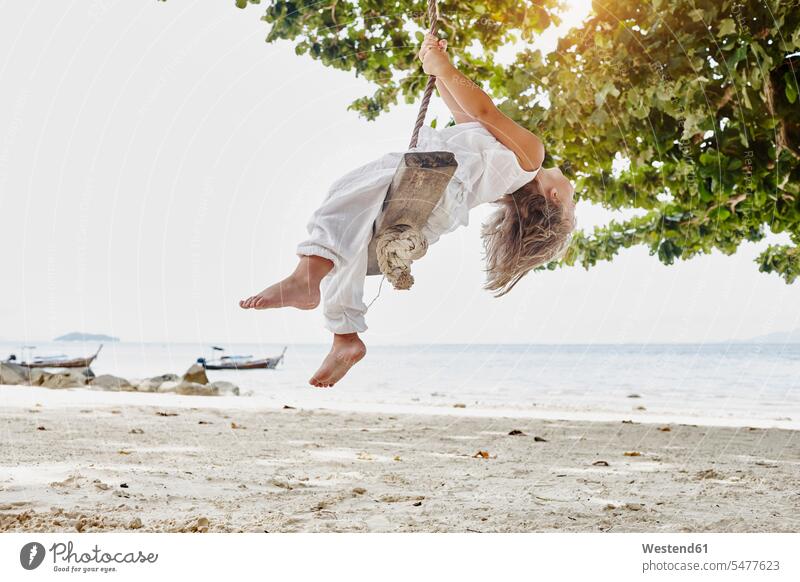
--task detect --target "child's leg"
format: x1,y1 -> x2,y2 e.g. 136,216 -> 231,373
241,153 -> 400,385
309,332 -> 367,388
240,152 -> 400,312
239,255 -> 332,310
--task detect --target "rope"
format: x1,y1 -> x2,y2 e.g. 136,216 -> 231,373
373,0 -> 439,293
408,0 -> 439,149
365,273 -> 387,310
376,225 -> 429,290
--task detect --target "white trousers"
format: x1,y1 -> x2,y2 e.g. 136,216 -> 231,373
296,152 -> 404,335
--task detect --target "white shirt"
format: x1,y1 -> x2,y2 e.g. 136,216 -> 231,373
415,121 -> 540,243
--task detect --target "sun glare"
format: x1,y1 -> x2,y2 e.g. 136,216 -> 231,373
560,0 -> 594,30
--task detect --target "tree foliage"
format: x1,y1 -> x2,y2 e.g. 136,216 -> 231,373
235,0 -> 559,117
233,0 -> 800,283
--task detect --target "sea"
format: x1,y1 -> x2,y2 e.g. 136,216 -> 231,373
1,341 -> 798,428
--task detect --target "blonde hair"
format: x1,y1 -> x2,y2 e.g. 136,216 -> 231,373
481,179 -> 575,296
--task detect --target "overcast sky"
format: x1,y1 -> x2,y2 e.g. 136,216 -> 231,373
1,1 -> 798,345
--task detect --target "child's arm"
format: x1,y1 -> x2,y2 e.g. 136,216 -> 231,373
427,39 -> 475,124
436,78 -> 475,124
419,34 -> 544,171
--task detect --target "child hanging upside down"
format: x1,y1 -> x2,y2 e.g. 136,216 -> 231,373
240,34 -> 576,387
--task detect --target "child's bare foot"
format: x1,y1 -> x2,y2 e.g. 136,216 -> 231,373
239,274 -> 319,310
239,255 -> 333,310
310,333 -> 366,388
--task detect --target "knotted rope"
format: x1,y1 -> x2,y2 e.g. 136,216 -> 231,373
376,225 -> 429,290
375,0 -> 439,290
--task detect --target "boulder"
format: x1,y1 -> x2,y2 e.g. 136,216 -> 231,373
0,362 -> 30,385
27,368 -> 47,386
136,373 -> 180,392
134,379 -> 159,392
90,374 -> 134,392
209,381 -> 239,396
156,380 -> 239,397
156,380 -> 181,393
40,369 -> 88,389
65,368 -> 91,385
151,373 -> 179,383
173,381 -> 218,396
182,363 -> 208,385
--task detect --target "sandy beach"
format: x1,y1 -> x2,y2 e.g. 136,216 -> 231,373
1,387 -> 798,533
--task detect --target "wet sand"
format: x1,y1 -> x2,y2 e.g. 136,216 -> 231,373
1,397 -> 798,532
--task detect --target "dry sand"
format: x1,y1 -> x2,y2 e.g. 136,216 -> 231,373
1,399 -> 798,533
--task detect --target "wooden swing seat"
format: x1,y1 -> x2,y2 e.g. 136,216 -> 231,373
366,151 -> 458,279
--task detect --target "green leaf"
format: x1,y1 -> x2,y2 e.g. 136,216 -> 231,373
785,72 -> 798,104
715,207 -> 731,221
688,9 -> 705,22
717,18 -> 737,38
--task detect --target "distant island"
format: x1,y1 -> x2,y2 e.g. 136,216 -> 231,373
54,332 -> 120,342
741,329 -> 800,344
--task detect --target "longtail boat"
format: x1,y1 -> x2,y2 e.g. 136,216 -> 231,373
197,347 -> 286,370
7,345 -> 103,369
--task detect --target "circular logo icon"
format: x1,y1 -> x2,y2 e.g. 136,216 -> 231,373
20,542 -> 46,570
